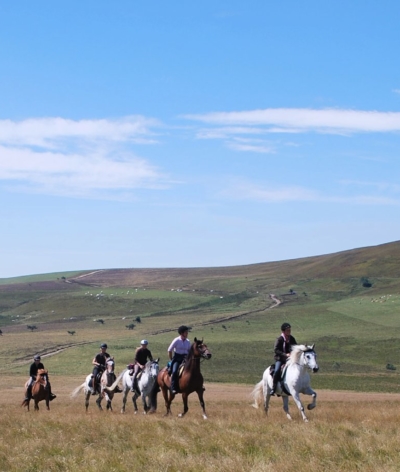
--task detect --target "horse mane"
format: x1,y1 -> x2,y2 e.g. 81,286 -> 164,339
287,344 -> 308,365
36,368 -> 48,376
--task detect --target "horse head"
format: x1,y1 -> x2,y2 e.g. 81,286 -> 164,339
35,369 -> 48,387
147,358 -> 160,378
193,338 -> 212,360
303,345 -> 319,373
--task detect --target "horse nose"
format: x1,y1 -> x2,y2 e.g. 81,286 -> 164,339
313,367 -> 319,373
206,353 -> 212,359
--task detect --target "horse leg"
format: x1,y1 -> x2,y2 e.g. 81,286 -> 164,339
178,392 -> 190,418
121,388 -> 128,414
303,386 -> 317,410
290,390 -> 308,422
263,379 -> 272,415
96,395 -> 103,411
196,389 -> 208,420
85,391 -> 91,412
141,392 -> 149,414
282,396 -> 292,420
46,397 -> 50,411
132,392 -> 139,414
161,385 -> 173,416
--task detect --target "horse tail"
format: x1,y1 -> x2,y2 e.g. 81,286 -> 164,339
71,382 -> 86,398
103,368 -> 127,392
250,380 -> 264,409
21,399 -> 29,408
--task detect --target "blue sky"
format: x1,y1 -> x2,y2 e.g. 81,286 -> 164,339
1,1 -> 400,278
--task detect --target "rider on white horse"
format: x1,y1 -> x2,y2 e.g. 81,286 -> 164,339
270,323 -> 297,396
130,340 -> 153,393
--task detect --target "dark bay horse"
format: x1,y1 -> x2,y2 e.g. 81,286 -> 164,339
21,368 -> 51,411
157,338 -> 212,419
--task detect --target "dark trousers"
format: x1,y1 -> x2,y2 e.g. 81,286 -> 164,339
272,360 -> 284,388
170,354 -> 186,391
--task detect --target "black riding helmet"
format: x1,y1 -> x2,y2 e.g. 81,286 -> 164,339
281,322 -> 291,331
100,343 -> 108,349
178,325 -> 189,334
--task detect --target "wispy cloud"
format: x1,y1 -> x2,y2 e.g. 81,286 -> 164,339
220,179 -> 400,205
0,116 -> 171,198
185,108 -> 400,134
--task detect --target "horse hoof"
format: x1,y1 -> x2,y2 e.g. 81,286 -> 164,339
307,404 -> 316,410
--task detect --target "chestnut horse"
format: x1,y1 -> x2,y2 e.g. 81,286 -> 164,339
157,338 -> 212,419
21,369 -> 51,411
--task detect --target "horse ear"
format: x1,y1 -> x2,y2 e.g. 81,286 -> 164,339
311,344 -> 315,350
155,358 -> 160,363
194,337 -> 197,342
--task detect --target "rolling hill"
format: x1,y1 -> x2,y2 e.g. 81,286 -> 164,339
1,240 -> 400,392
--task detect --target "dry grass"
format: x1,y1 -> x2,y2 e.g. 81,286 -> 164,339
2,376 -> 400,471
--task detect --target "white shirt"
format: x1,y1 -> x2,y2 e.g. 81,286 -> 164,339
168,336 -> 191,355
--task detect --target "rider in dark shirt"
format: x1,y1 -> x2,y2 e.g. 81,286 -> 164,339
91,343 -> 111,394
131,340 -> 153,392
270,322 -> 297,396
25,355 -> 56,401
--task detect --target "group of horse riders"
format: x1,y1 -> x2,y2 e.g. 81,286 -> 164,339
25,324 -> 192,401
25,322 -> 296,401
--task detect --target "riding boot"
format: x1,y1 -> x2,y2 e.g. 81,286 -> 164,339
25,384 -> 32,401
92,377 -> 97,395
131,375 -> 137,392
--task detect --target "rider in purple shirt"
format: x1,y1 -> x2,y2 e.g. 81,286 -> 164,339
167,325 -> 191,394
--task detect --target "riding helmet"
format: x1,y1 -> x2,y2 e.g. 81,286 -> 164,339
281,322 -> 291,331
140,339 -> 148,345
34,355 -> 41,360
100,343 -> 108,349
178,325 -> 189,334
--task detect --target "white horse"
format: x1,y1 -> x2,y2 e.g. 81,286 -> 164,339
121,359 -> 159,414
251,344 -> 319,422
71,358 -> 124,412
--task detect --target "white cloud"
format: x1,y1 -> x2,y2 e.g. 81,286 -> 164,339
185,108 -> 400,134
220,179 -> 400,205
0,116 -> 170,198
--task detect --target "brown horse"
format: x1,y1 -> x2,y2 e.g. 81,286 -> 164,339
21,369 -> 50,411
157,338 -> 212,419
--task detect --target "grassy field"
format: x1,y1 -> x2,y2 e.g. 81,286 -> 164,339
2,376 -> 400,472
1,242 -> 400,469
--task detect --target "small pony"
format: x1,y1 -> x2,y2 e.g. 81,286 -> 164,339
251,344 -> 319,422
121,359 -> 160,414
157,338 -> 212,419
21,369 -> 51,411
71,358 -> 124,411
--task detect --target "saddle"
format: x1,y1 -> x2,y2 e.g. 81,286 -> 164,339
270,363 -> 291,396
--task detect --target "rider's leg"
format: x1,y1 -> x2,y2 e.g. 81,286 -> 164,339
25,377 -> 33,401
270,361 -> 282,395
131,365 -> 140,392
92,367 -> 99,394
170,359 -> 179,393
